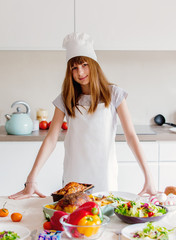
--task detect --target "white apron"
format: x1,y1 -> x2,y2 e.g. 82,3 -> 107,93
63,103 -> 118,192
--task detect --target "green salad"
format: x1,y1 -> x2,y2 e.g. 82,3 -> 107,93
106,194 -> 128,204
0,231 -> 20,240
132,222 -> 175,239
115,201 -> 167,218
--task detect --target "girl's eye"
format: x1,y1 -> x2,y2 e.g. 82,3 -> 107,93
72,67 -> 77,71
83,63 -> 88,67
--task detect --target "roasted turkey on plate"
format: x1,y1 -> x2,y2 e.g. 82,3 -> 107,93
54,191 -> 91,213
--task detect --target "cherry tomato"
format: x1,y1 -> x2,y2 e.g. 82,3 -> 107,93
39,121 -> 49,130
148,212 -> 154,217
11,213 -> 22,222
127,202 -> 132,208
48,121 -> 52,128
43,221 -> 52,230
61,121 -> 68,130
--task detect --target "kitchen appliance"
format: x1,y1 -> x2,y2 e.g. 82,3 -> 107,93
5,101 -> 33,135
154,114 -> 176,127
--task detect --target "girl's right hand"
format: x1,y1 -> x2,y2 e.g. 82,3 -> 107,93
8,182 -> 46,200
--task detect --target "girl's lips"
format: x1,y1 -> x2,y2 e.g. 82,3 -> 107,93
79,75 -> 88,81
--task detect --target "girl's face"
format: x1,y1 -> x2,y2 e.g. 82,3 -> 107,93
71,62 -> 90,91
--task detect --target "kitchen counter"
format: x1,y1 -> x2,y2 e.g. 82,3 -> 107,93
0,125 -> 175,142
0,196 -> 176,240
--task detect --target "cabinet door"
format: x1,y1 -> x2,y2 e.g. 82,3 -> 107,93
0,0 -> 74,50
76,0 -> 176,50
118,162 -> 158,194
158,141 -> 176,191
159,142 -> 176,161
0,142 -> 64,196
116,142 -> 158,162
159,162 -> 176,192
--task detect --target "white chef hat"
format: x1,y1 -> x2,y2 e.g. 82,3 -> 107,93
62,32 -> 97,62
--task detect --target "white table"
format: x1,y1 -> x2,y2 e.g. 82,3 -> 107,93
0,196 -> 176,240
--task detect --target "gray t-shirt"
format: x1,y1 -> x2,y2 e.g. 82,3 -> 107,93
53,85 -> 127,124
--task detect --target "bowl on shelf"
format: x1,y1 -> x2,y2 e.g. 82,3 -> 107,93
59,215 -> 110,239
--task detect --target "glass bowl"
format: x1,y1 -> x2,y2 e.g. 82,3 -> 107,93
60,215 -> 110,239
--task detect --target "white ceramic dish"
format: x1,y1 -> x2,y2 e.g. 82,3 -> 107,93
93,191 -> 138,201
92,191 -> 138,217
169,127 -> 176,133
43,201 -> 58,218
0,223 -> 30,240
122,222 -> 175,240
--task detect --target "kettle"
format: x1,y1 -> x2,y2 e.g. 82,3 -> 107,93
5,101 -> 33,135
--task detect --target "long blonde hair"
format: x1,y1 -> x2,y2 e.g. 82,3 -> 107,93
62,56 -> 111,117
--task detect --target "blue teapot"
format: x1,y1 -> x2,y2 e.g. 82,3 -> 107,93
5,101 -> 33,135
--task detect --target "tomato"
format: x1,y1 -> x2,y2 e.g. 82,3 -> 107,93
127,202 -> 132,208
148,212 -> 154,217
39,121 -> 49,130
43,221 -> 52,230
11,213 -> 22,222
0,208 -> 9,217
61,121 -> 68,130
48,121 -> 52,128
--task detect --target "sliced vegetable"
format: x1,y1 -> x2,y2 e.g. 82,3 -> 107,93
0,231 -> 20,240
132,222 -> 175,239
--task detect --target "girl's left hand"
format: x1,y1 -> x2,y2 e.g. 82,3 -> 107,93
138,178 -> 157,196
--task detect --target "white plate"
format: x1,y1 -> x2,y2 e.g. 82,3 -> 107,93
122,222 -> 175,240
0,223 -> 30,240
169,127 -> 176,133
93,191 -> 138,201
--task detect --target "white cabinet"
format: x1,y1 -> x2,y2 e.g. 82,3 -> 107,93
76,0 -> 176,50
116,142 -> 159,194
158,141 -> 176,192
0,0 -> 74,50
159,162 -> 176,192
0,142 -> 64,196
1,0 -> 176,50
159,142 -> 176,161
118,162 -> 158,194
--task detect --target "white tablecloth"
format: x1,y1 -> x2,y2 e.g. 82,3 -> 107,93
1,196 -> 176,239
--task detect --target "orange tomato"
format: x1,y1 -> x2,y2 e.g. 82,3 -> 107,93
0,208 -> 9,217
11,213 -> 23,222
43,221 -> 52,230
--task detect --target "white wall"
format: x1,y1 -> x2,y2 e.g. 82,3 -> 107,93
0,50 -> 176,126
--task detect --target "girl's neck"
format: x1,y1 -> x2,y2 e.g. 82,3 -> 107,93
81,85 -> 90,95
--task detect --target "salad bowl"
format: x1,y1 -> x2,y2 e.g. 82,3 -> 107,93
114,202 -> 168,224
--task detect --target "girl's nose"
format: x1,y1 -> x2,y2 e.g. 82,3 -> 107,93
78,66 -> 84,76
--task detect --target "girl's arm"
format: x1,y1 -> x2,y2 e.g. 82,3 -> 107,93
116,99 -> 156,196
8,107 -> 65,200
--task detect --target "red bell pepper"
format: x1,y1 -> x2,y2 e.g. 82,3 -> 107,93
50,211 -> 68,231
78,202 -> 100,215
67,201 -> 102,225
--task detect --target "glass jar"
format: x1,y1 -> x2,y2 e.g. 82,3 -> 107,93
36,109 -> 48,122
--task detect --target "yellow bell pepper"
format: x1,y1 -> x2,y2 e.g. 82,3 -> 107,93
77,215 -> 101,237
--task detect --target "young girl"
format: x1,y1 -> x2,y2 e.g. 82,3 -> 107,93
9,32 -> 156,199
